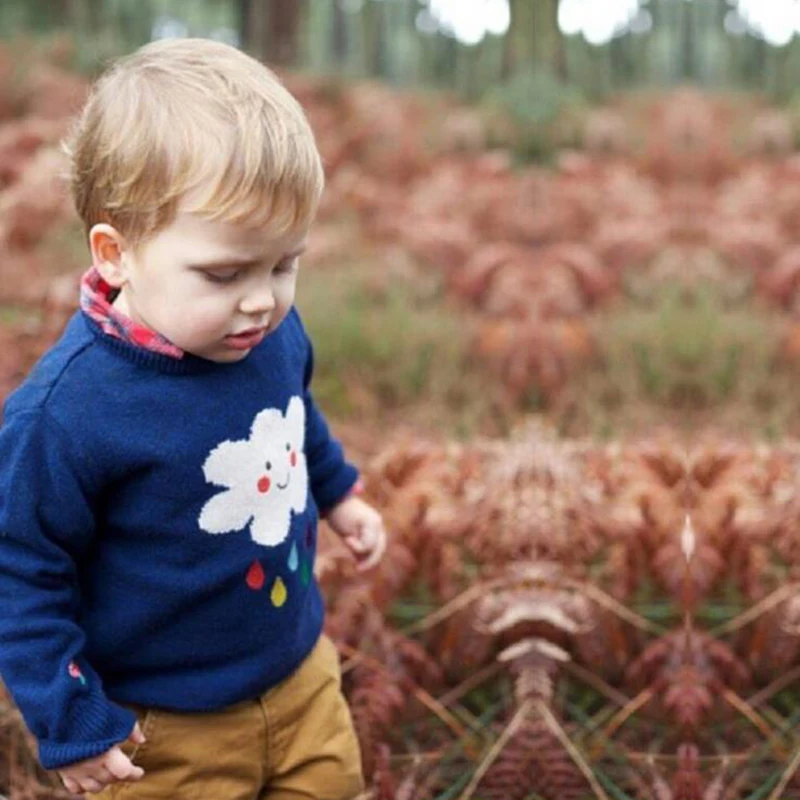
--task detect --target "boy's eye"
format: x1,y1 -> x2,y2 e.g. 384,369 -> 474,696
275,258 -> 298,275
204,270 -> 240,284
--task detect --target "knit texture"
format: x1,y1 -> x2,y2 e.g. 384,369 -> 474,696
0,307 -> 358,769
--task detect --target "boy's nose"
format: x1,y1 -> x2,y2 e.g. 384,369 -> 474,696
239,288 -> 276,315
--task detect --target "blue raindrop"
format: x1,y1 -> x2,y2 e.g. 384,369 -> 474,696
288,542 -> 299,572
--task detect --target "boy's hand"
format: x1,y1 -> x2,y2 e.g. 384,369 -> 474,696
58,722 -> 146,795
327,496 -> 387,572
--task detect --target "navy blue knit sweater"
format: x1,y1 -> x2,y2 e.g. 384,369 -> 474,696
0,307 -> 358,769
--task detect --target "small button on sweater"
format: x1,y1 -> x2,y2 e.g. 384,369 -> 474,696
0,305 -> 358,770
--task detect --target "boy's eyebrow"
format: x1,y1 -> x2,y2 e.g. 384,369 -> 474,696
285,244 -> 307,259
188,245 -> 307,270
189,256 -> 262,270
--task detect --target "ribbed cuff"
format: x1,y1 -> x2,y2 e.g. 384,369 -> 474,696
38,701 -> 137,770
314,464 -> 360,515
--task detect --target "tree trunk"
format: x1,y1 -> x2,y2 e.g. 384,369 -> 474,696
241,0 -> 269,61
535,0 -> 566,79
506,0 -> 565,78
69,0 -> 102,35
679,0 -> 694,81
506,0 -> 535,75
267,0 -> 305,67
331,0 -> 347,67
239,0 -> 254,51
361,0 -> 384,76
46,0 -> 71,27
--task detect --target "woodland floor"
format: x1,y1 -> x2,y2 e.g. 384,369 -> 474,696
5,37 -> 800,800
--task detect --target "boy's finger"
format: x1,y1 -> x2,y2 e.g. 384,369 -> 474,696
357,551 -> 381,571
80,775 -> 105,793
367,522 -> 385,550
106,747 -> 145,781
61,775 -> 81,794
357,532 -> 386,571
95,764 -> 116,783
128,721 -> 146,744
344,534 -> 368,553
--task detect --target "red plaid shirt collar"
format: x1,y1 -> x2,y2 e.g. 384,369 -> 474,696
80,267 -> 184,359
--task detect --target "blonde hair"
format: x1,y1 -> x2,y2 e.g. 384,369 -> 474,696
64,38 -> 324,246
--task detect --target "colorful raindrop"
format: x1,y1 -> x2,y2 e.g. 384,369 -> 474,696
246,561 -> 265,591
271,576 -> 288,607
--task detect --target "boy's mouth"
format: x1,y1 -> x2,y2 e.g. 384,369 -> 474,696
225,327 -> 267,350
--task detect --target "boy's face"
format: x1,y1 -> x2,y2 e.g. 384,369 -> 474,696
94,211 -> 307,363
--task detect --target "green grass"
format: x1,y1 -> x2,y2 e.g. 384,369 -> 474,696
37,221 -> 89,272
556,277 -> 792,439
0,305 -> 36,324
297,262 -> 800,442
297,263 -> 508,438
600,279 -> 778,408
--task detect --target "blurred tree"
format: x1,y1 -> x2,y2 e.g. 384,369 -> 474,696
14,0 -> 71,30
239,0 -> 254,50
504,0 -> 565,80
331,0 -> 347,66
362,0 -> 385,76
241,0 -> 306,67
268,0 -> 305,65
12,0 -> 800,105
680,0 -> 695,80
72,0 -> 103,31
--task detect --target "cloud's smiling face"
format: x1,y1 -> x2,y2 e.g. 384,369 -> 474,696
198,397 -> 308,547
260,440 -> 296,493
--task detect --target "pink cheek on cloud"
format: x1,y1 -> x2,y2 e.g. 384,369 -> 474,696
257,476 -> 271,493
291,451 -> 297,468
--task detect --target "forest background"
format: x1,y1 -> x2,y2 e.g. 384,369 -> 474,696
7,1 -> 800,798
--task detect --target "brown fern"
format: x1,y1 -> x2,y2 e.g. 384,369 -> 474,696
478,718 -> 589,800
626,628 -> 751,734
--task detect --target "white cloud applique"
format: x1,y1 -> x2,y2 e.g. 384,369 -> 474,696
199,397 -> 308,547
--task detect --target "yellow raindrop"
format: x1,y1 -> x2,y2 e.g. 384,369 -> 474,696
271,576 -> 287,608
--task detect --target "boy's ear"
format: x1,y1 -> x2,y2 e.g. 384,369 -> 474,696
89,224 -> 129,288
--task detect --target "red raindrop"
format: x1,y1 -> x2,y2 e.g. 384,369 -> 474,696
246,561 -> 265,590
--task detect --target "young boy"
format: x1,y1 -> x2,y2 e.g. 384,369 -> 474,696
0,38 -> 386,798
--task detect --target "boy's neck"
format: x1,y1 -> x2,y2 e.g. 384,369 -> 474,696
80,266 -> 185,360
111,287 -> 131,317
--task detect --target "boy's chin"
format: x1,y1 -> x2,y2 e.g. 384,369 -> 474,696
187,345 -> 254,364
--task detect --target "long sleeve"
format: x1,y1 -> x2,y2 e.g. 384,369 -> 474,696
300,330 -> 359,514
0,409 -> 136,769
